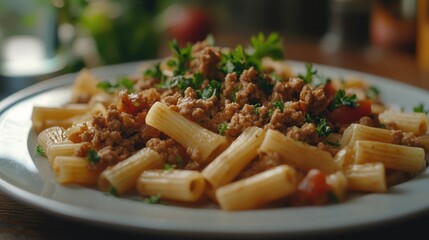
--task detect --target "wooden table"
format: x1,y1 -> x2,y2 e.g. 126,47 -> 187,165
1,37 -> 429,240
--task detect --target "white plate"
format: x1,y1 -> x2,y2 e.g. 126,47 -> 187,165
1,61 -> 429,238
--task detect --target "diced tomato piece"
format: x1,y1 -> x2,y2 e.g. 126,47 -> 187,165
119,90 -> 145,114
329,99 -> 372,124
291,169 -> 331,206
323,81 -> 337,99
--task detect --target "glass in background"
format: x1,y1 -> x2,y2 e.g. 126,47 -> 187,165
0,0 -> 64,99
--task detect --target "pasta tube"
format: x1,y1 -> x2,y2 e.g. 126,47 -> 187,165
145,102 -> 227,162
47,143 -> 81,167
32,105 -> 88,133
258,129 -> 336,173
98,148 -> 164,195
37,126 -> 68,156
345,163 -> 387,193
137,169 -> 205,202
354,140 -> 426,173
378,110 -> 428,136
70,68 -> 103,103
54,156 -> 98,185
341,123 -> 394,147
202,127 -> 265,190
215,165 -> 297,211
326,171 -> 348,201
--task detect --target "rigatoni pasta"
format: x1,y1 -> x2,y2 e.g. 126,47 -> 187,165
31,33 -> 428,211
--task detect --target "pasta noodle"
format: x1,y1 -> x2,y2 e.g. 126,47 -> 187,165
31,33 -> 429,211
202,127 -> 265,190
145,102 -> 227,163
258,129 -> 337,174
215,165 -> 297,211
98,148 -> 164,195
137,169 -> 205,202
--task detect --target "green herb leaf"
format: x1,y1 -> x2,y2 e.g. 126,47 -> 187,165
97,77 -> 135,93
104,186 -> 118,196
258,75 -> 274,96
366,86 -> 380,100
196,80 -> 221,99
176,156 -> 185,167
144,194 -> 162,204
144,63 -> 163,79
169,40 -> 193,76
36,145 -> 45,157
220,45 -> 252,75
329,89 -> 359,110
248,32 -> 284,60
87,149 -> 100,164
316,118 -> 332,137
305,114 -> 332,137
218,122 -> 228,136
273,100 -> 284,112
327,140 -> 341,147
413,103 -> 429,114
299,63 -> 317,84
164,163 -> 176,171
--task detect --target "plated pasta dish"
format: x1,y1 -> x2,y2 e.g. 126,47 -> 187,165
32,33 -> 429,211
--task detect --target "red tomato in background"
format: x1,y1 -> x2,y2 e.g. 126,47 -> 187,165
162,5 -> 212,46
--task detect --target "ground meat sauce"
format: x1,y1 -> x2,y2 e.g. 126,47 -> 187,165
73,38 -> 420,179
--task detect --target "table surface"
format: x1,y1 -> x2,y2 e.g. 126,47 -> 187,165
1,36 -> 429,240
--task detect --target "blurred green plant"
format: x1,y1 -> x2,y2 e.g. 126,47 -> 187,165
56,0 -> 162,68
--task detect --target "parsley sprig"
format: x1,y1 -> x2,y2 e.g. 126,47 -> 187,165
87,149 -> 100,164
220,32 -> 284,75
329,89 -> 359,110
168,40 -> 193,76
36,145 -> 45,157
298,63 -> 330,86
305,114 -> 332,137
413,103 -> 429,114
97,77 -> 135,93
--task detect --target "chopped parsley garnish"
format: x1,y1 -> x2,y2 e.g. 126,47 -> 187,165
231,87 -> 238,102
258,75 -> 274,96
316,118 -> 332,137
176,156 -> 185,167
164,163 -> 177,171
253,103 -> 262,115
326,140 -> 341,147
248,32 -> 284,61
97,77 -> 135,93
196,80 -> 222,99
218,122 -> 228,136
305,114 -> 332,137
168,40 -> 193,76
177,73 -> 204,91
329,89 -> 359,110
413,103 -> 429,114
299,63 -> 318,84
104,186 -> 118,196
298,63 -> 330,86
144,63 -> 163,79
87,149 -> 100,164
272,100 -> 284,112
143,194 -> 162,204
366,86 -> 380,100
220,45 -> 251,75
36,145 -> 45,157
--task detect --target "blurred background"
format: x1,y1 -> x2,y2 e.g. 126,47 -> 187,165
0,0 -> 428,99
